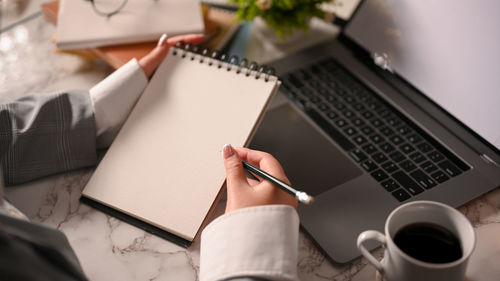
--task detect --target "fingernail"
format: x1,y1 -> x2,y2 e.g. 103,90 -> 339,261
223,144 -> 234,159
157,33 -> 168,47
184,33 -> 205,40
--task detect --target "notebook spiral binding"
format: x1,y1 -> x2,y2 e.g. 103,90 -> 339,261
172,42 -> 276,82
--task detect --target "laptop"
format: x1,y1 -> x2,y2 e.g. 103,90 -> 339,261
249,0 -> 500,263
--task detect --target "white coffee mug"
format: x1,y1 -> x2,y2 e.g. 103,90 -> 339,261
357,200 -> 475,281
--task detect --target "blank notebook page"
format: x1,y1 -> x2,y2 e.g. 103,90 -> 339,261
82,48 -> 280,241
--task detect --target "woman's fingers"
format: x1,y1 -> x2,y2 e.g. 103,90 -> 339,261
233,147 -> 290,184
166,34 -> 205,47
223,144 -> 249,190
139,33 -> 205,78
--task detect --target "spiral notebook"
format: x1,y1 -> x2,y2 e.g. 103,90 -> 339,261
81,45 -> 280,246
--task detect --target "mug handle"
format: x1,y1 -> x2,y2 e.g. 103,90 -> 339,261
357,230 -> 386,274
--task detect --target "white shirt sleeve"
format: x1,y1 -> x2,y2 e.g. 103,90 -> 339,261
200,205 -> 300,281
89,58 -> 148,148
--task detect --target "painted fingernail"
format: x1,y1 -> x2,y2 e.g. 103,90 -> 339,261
157,33 -> 168,47
223,144 -> 234,159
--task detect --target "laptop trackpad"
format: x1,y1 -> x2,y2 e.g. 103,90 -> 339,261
250,103 -> 362,196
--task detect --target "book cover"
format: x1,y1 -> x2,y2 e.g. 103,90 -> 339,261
56,0 -> 204,50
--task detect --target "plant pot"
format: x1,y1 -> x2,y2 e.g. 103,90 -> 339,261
252,17 -> 309,45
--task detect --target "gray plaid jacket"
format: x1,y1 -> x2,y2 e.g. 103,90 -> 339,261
0,91 -> 96,281
0,91 -> 97,186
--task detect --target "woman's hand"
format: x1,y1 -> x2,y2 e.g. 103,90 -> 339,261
222,144 -> 298,213
138,33 -> 205,79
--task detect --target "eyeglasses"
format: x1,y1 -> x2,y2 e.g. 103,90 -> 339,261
85,0 -> 160,18
84,0 -> 128,17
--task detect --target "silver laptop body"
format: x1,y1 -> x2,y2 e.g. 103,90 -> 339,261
250,0 -> 500,263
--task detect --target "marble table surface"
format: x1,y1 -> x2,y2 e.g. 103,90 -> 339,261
1,14 -> 500,281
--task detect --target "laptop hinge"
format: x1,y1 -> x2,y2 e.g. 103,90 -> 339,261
480,154 -> 500,167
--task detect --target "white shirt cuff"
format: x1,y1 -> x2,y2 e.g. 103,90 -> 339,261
200,205 -> 300,281
89,58 -> 148,148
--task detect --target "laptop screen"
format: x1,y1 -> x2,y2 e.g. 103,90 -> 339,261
344,0 -> 500,151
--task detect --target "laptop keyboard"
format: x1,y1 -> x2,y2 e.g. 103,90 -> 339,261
280,58 -> 470,202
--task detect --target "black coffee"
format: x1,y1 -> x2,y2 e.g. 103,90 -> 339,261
393,222 -> 462,263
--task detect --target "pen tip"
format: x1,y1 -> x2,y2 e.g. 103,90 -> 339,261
296,191 -> 314,205
303,195 -> 314,205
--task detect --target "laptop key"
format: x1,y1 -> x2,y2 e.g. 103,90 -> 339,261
361,111 -> 375,119
410,170 -> 437,189
349,149 -> 368,162
370,134 -> 384,144
409,152 -> 426,163
344,127 -> 357,136
335,118 -> 348,128
367,101 -> 383,111
352,118 -> 365,127
352,103 -> 365,111
399,143 -> 415,154
326,80 -> 338,89
438,160 -> 463,177
392,188 -> 412,202
333,102 -> 346,111
344,96 -> 356,104
361,160 -> 378,172
389,151 -> 406,162
372,152 -> 389,164
420,161 -> 437,173
393,171 -> 424,195
309,96 -> 321,104
326,111 -> 338,119
428,151 -> 445,163
431,170 -> 450,183
387,117 -> 402,127
379,126 -> 395,137
320,70 -> 333,80
407,134 -> 423,144
361,126 -> 375,135
308,80 -> 321,88
318,87 -> 330,96
317,103 -> 330,111
397,126 -> 412,135
353,135 -> 368,145
379,142 -> 395,153
371,169 -> 389,181
362,144 -> 378,154
300,87 -> 314,97
400,160 -> 417,172
381,179 -> 400,192
378,109 -> 392,119
371,118 -> 384,128
343,110 -> 356,119
326,94 -> 337,103
305,108 -> 355,151
335,88 -> 348,96
390,135 -> 405,145
382,161 -> 399,173
417,142 -> 433,153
